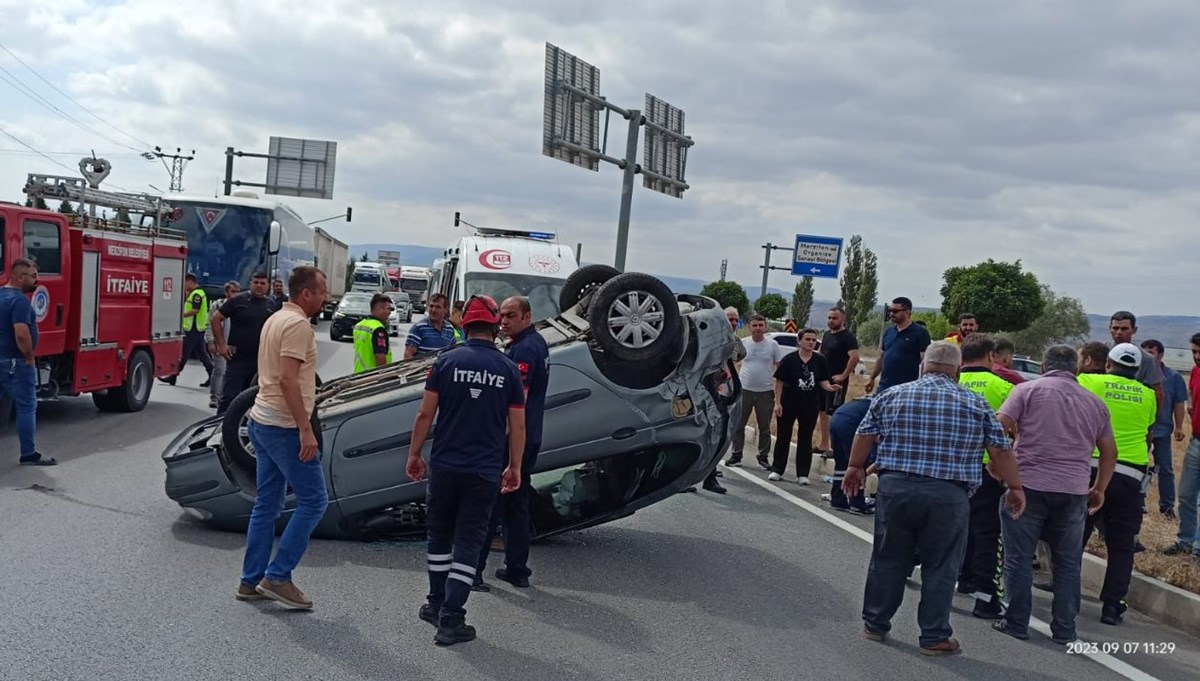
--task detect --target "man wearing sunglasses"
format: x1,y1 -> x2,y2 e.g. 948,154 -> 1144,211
867,297 -> 931,395
407,294 -> 526,646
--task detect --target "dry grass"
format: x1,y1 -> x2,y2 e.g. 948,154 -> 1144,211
762,362 -> 1200,594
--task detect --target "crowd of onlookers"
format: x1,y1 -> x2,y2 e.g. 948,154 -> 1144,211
715,297 -> 1199,654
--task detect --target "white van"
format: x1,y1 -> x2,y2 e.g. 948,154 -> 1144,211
430,228 -> 579,322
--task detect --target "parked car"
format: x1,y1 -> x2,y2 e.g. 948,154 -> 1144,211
765,331 -> 798,353
1011,355 -> 1043,382
162,266 -> 741,541
328,292 -> 376,341
387,291 -> 412,334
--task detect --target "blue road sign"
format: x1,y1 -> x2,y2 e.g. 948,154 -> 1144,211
791,234 -> 844,279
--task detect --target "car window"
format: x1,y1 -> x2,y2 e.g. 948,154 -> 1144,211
773,335 -> 797,347
23,218 -> 61,274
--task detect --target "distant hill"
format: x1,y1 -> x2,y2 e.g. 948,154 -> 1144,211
351,243 -> 1200,346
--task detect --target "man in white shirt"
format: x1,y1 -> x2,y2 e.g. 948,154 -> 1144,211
725,314 -> 788,471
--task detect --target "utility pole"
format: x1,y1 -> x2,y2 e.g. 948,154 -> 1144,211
153,146 -> 195,192
758,242 -> 792,299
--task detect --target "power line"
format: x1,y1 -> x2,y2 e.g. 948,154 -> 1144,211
0,66 -> 148,155
0,40 -> 154,151
0,127 -> 131,192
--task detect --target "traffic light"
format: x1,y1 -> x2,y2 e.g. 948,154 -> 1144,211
345,206 -> 352,222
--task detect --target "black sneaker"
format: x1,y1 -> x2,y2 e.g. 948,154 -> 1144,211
1163,542 -> 1194,556
972,597 -> 1004,620
418,604 -> 438,626
956,580 -> 978,595
723,456 -> 742,467
495,568 -> 530,588
434,621 -> 477,646
756,455 -> 770,471
471,579 -> 491,593
19,452 -> 57,466
702,473 -> 727,494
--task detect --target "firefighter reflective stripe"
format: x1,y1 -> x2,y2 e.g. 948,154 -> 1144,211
184,289 -> 208,332
352,318 -> 391,373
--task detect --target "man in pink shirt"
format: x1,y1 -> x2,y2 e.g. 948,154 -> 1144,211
991,344 -> 1118,645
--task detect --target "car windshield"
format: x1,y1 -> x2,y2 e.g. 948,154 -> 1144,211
354,270 -> 381,284
398,277 -> 427,294
464,273 -> 563,321
172,201 -> 273,287
341,293 -> 372,309
387,292 -> 409,304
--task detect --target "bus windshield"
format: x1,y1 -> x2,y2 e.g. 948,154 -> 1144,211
464,273 -> 564,322
172,201 -> 273,287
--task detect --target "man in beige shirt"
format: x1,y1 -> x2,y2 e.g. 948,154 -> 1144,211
235,266 -> 329,610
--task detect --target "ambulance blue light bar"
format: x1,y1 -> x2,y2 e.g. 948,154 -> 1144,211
476,227 -> 557,240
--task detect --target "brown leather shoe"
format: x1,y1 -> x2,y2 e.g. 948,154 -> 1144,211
235,583 -> 265,601
255,579 -> 313,610
919,639 -> 961,656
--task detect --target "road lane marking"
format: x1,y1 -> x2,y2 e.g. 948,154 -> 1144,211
725,465 -> 1162,681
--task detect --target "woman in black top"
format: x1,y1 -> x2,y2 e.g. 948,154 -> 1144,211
771,328 -> 840,483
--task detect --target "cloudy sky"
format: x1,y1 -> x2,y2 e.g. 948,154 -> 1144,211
1,0 -> 1197,315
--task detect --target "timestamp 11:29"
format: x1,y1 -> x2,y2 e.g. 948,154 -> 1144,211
1066,641 -> 1176,655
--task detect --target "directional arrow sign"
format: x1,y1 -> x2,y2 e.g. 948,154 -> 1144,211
792,234 -> 844,279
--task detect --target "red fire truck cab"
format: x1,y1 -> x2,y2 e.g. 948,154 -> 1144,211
0,202 -> 187,412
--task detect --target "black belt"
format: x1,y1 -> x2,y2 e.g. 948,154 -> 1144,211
877,469 -> 970,491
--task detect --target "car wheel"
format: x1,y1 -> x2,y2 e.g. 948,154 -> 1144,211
222,384 -> 323,473
560,264 -> 621,313
95,349 -> 154,412
330,328 -> 341,341
586,272 -> 683,364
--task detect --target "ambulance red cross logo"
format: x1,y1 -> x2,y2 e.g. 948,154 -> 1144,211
479,249 -> 512,270
197,207 -> 227,234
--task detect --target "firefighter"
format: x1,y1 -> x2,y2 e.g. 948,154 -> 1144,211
406,294 -> 526,646
352,294 -> 393,374
162,273 -> 213,387
1077,342 -> 1156,626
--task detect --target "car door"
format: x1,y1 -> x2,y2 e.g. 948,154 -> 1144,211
21,212 -> 69,357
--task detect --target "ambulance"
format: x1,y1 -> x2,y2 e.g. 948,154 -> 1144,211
430,225 -> 578,322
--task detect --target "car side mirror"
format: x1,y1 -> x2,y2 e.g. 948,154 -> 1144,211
268,220 -> 281,255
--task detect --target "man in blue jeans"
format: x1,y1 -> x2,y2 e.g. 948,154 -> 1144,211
1139,339 -> 1188,518
993,344 -> 1117,644
0,258 -> 54,466
236,266 -> 329,610
1166,333 -> 1200,558
407,295 -> 526,646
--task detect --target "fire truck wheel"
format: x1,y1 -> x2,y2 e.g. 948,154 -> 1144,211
95,350 -> 154,413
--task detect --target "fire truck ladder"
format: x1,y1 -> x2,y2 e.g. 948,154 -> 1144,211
23,174 -> 185,240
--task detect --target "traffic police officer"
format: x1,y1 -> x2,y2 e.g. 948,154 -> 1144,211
352,294 -> 393,374
956,335 -> 1014,619
406,294 -> 526,646
1077,342 -> 1156,626
163,273 -> 214,387
474,296 -> 550,590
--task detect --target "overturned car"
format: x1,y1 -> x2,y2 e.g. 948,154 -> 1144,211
162,267 -> 741,541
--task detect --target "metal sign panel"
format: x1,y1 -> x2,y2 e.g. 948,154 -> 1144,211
642,93 -> 689,198
542,43 -> 601,172
265,137 -> 337,200
792,234 -> 844,278
377,249 -> 400,265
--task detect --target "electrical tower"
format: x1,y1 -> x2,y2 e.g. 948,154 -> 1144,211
153,146 -> 195,192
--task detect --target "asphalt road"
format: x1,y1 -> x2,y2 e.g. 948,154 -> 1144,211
2,321 -> 1199,681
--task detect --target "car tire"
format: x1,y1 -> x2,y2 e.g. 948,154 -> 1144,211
586,272 -> 683,364
330,328 -> 341,342
222,374 -> 324,473
560,264 -> 621,313
95,349 -> 154,413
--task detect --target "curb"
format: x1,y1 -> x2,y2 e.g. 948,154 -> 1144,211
742,425 -> 1200,636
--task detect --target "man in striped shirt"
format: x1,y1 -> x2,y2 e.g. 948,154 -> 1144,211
405,293 -> 457,359
844,342 -> 1025,656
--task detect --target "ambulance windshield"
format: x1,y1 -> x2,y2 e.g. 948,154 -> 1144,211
172,202 -> 273,288
464,273 -> 563,322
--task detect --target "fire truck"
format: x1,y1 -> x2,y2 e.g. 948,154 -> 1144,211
1,168 -> 190,412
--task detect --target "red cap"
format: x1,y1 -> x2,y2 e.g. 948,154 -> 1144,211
461,294 -> 500,326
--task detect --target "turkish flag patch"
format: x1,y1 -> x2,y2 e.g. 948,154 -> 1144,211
517,362 -> 530,376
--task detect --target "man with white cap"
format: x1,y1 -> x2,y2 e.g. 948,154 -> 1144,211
1076,342 -> 1156,626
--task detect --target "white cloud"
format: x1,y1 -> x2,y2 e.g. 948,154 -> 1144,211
1,0 -> 1198,315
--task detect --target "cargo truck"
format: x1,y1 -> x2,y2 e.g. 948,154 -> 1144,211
313,227 -> 348,319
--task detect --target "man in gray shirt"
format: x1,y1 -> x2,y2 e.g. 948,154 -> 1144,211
1108,311 -> 1163,411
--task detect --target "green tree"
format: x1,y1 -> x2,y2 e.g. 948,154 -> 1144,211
57,200 -> 76,215
700,280 -> 750,316
1001,285 -> 1090,358
346,258 -> 356,292
360,252 -> 370,262
791,277 -> 814,326
911,311 -> 951,340
754,293 -> 788,320
857,316 -> 885,349
23,196 -> 49,210
838,235 -> 879,333
940,259 -> 1044,333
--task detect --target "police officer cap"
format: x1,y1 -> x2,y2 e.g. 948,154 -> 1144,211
462,294 -> 501,325
1108,342 -> 1142,368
